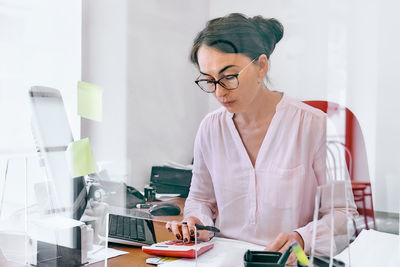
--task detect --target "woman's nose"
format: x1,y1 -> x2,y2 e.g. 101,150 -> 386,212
214,83 -> 228,98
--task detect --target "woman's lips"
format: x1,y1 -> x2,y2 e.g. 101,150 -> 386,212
221,100 -> 236,107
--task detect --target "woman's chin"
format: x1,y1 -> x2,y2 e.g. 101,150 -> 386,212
223,105 -> 237,113
221,100 -> 238,112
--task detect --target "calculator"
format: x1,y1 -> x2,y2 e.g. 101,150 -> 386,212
142,240 -> 214,258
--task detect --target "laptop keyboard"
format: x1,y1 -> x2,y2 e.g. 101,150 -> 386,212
108,210 -> 152,242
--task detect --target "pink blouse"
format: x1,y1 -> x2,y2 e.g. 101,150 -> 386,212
184,93 -> 356,254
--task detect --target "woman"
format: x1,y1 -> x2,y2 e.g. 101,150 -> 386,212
166,13 -> 355,265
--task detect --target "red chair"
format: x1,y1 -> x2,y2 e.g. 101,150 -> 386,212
303,101 -> 376,235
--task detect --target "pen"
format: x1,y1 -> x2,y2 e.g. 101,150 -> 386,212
194,224 -> 220,233
136,203 -> 153,209
181,222 -> 220,233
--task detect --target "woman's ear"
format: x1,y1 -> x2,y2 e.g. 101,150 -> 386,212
256,54 -> 269,79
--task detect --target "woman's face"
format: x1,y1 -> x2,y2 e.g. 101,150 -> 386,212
196,45 -> 266,113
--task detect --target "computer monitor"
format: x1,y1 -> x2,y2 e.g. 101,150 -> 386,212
29,86 -> 87,220
29,86 -> 156,248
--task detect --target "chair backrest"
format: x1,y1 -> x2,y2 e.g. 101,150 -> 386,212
303,100 -> 376,232
303,101 -> 370,182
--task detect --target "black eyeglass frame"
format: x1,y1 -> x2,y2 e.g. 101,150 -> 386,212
194,57 -> 258,93
195,74 -> 240,93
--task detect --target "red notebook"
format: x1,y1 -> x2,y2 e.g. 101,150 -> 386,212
142,240 -> 214,258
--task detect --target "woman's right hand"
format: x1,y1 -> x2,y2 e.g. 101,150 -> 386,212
165,216 -> 211,243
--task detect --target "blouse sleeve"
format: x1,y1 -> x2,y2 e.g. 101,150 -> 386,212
183,123 -> 218,227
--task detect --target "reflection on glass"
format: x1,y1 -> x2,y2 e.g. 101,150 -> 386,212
310,181 -> 356,266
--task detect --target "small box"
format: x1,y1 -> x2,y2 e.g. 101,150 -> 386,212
244,250 -> 286,267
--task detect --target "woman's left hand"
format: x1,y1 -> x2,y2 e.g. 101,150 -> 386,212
264,232 -> 305,266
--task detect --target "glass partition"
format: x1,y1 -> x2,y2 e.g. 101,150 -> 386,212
82,169 -> 206,266
309,181 -> 354,267
0,156 -> 33,266
85,169 -> 188,265
0,155 -> 108,266
2,2 -> 400,266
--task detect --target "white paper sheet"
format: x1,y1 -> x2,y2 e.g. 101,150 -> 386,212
161,237 -> 264,267
334,229 -> 400,267
85,245 -> 128,265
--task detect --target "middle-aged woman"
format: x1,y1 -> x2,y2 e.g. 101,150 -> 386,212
166,13 -> 357,265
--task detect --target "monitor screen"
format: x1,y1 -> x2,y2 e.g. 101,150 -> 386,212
29,86 -> 87,220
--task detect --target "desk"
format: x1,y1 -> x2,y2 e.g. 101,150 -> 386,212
89,198 -> 185,267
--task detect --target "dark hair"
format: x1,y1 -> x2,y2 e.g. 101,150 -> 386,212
191,13 -> 284,65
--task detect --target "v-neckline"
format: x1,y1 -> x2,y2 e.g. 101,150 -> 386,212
227,93 -> 285,170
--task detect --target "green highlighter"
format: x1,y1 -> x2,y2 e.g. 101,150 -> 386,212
290,241 -> 309,266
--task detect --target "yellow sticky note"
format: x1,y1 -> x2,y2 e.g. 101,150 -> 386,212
66,138 -> 96,178
77,81 -> 103,121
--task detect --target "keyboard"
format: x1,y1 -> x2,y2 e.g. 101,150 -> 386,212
108,210 -> 156,246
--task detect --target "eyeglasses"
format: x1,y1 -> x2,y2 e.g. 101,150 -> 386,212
195,58 -> 257,93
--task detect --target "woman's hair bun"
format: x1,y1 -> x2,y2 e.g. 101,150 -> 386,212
190,13 -> 284,65
250,16 -> 284,57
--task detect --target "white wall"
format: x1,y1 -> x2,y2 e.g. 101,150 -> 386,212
81,0 -> 128,169
82,0 -> 210,189
126,0 -> 211,189
0,0 -> 81,155
375,0 -> 400,213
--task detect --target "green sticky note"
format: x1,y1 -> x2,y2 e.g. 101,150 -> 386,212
66,138 -> 96,178
77,81 -> 103,121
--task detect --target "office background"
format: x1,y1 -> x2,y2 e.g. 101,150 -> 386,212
0,0 -> 399,220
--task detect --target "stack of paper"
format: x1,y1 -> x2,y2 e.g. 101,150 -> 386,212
334,229 -> 399,266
